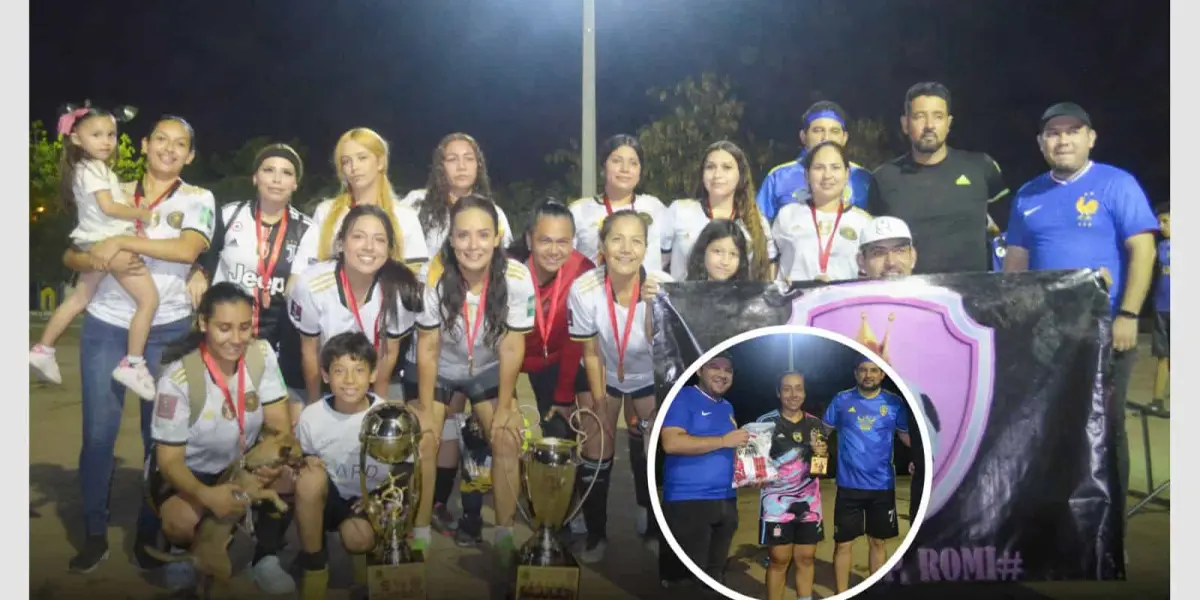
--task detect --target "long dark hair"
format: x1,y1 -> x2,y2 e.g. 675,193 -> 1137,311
599,134 -> 645,198
685,219 -> 750,282
417,133 -> 494,236
507,197 -> 576,262
437,194 -> 509,348
336,205 -> 423,359
693,140 -> 769,280
57,108 -> 119,215
161,282 -> 255,365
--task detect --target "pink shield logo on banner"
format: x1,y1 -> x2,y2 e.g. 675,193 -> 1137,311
788,281 -> 996,517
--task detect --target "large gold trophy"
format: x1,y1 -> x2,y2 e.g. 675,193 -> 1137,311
359,402 -> 426,600
511,407 -> 602,600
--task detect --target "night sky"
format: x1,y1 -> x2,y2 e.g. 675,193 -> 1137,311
30,0 -> 1170,207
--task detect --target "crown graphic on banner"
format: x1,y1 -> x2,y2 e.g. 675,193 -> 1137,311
856,311 -> 896,363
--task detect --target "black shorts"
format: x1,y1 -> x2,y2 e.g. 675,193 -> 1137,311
760,518 -> 824,547
833,487 -> 898,543
605,383 -> 655,399
324,476 -> 367,532
1152,311 -> 1170,358
401,360 -> 499,405
145,462 -> 222,515
527,362 -> 589,439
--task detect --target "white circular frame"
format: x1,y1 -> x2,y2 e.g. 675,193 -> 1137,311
647,324 -> 935,600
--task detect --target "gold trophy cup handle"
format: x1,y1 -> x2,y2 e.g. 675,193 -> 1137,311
562,407 -> 604,526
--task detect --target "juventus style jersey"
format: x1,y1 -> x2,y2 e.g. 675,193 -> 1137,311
661,198 -> 777,280
412,259 -> 536,382
773,203 -> 872,283
568,195 -> 669,273
288,261 -> 416,349
567,266 -> 672,395
399,189 -> 515,255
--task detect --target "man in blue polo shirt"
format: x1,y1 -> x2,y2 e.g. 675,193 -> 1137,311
660,352 -> 748,586
756,101 -> 872,221
1151,203 -> 1170,410
1004,102 -> 1159,496
823,358 -> 911,594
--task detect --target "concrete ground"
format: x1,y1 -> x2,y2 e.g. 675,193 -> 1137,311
29,326 -> 1169,599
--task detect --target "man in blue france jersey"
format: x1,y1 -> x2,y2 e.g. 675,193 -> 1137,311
1004,102 -> 1159,494
757,372 -> 832,600
660,353 -> 748,586
756,101 -> 872,221
823,359 -> 911,595
1152,204 -> 1170,409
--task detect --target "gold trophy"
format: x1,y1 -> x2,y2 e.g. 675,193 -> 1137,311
359,402 -> 425,600
511,407 -> 602,600
809,428 -> 830,476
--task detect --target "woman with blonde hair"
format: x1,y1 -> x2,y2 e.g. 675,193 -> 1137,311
308,127 -> 429,269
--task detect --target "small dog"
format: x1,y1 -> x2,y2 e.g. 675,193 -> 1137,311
143,426 -> 302,595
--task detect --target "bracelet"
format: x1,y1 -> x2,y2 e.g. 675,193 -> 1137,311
1117,310 -> 1139,320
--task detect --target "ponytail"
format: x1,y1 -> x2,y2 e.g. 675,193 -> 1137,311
160,282 -> 255,367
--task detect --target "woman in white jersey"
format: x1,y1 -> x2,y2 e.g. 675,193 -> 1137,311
663,141 -> 776,281
569,135 -> 669,272
307,127 -> 428,269
294,331 -> 402,598
288,205 -> 423,404
406,195 -> 535,560
400,132 -> 514,255
567,209 -> 674,562
145,283 -> 291,590
773,141 -> 872,283
60,116 -> 217,575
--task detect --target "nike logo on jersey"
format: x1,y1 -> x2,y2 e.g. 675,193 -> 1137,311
231,263 -> 287,297
702,411 -> 713,416
1023,205 -> 1043,217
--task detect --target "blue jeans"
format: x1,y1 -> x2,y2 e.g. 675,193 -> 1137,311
78,313 -> 190,538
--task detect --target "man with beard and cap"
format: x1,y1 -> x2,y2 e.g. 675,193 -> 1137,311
866,82 -> 1009,275
659,352 -> 747,588
755,372 -> 832,600
823,358 -> 911,594
1004,102 -> 1159,496
756,101 -> 873,223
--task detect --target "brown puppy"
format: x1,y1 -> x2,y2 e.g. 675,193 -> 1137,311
144,426 -> 303,595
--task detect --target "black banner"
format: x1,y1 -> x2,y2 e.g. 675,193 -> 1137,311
651,270 -> 1124,583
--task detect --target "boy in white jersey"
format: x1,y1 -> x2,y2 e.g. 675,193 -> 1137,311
294,331 -> 410,599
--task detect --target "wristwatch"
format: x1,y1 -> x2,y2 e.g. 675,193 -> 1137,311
1117,310 -> 1139,320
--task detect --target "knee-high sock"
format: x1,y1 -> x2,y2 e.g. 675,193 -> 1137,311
575,457 -> 612,544
253,495 -> 295,564
434,467 -> 458,506
628,434 -> 650,508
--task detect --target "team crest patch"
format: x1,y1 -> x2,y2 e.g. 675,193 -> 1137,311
245,391 -> 259,412
839,227 -> 858,241
880,404 -> 888,417
290,299 -> 302,320
773,525 -> 782,537
285,242 -> 297,261
527,294 -> 536,318
792,431 -> 803,443
200,206 -> 215,229
166,212 -> 185,229
155,394 -> 180,419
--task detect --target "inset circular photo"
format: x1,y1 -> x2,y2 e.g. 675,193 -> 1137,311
648,325 -> 932,600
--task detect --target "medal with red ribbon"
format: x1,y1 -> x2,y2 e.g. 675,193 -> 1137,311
201,343 -> 247,452
703,199 -> 737,222
340,266 -> 383,349
604,270 -> 640,383
132,178 -> 183,236
809,202 -> 845,279
529,257 -> 568,359
464,278 -> 490,376
252,205 -> 288,336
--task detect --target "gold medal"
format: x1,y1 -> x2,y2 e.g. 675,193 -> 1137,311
221,403 -> 235,421
245,391 -> 259,412
617,363 -> 625,383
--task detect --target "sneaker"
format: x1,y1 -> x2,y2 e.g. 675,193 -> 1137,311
432,502 -> 459,534
455,527 -> 482,548
113,359 -> 156,400
1151,398 -> 1166,411
568,513 -> 587,536
410,533 -> 431,558
68,536 -> 109,573
132,539 -> 166,572
578,538 -> 607,564
494,530 -> 516,572
251,555 -> 296,594
30,345 -> 62,384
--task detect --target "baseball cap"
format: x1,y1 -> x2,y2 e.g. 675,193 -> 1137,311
860,216 -> 913,247
1040,102 -> 1092,130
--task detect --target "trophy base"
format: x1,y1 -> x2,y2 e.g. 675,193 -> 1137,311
810,456 -> 829,476
367,563 -> 427,600
515,565 -> 580,600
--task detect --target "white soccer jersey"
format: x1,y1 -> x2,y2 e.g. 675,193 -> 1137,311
69,158 -> 136,243
212,201 -> 316,306
773,203 -> 871,283
150,350 -> 289,474
288,261 -> 415,349
661,198 -> 778,280
296,394 -> 403,500
87,180 -> 218,328
567,266 -> 671,395
568,195 -> 669,273
398,189 -> 514,255
306,195 -> 430,266
412,259 -> 536,382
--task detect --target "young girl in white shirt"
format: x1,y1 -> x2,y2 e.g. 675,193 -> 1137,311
30,103 -> 159,399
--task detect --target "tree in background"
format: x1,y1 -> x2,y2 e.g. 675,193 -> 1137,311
844,117 -> 891,171
29,120 -> 145,285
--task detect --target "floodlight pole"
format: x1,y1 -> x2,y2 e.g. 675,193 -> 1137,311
581,0 -> 597,198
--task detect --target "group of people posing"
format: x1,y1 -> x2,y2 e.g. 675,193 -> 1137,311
29,77 -> 1167,599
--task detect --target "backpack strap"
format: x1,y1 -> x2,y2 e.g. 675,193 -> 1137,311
180,349 -> 209,429
245,339 -> 269,390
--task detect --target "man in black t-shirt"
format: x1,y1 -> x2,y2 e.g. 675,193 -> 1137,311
866,82 -> 1009,274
